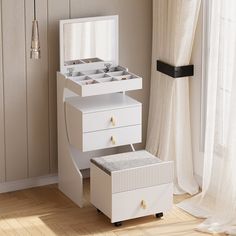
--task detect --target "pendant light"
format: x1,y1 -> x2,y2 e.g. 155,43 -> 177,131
30,0 -> 40,59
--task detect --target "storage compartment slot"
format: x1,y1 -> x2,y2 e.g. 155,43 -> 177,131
64,59 -> 85,66
102,66 -> 127,73
81,69 -> 105,75
78,79 -> 99,86
95,77 -> 115,83
66,71 -> 85,77
112,73 -> 138,81
67,75 -> 90,82
107,71 -> 130,77
88,73 -> 110,79
81,58 -> 104,63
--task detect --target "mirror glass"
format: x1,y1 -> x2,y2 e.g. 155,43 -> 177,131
63,19 -> 117,64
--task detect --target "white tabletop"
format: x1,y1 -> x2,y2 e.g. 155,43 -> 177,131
65,93 -> 141,114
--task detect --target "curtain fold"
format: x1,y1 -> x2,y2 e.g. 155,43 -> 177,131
178,0 -> 236,234
146,0 -> 201,195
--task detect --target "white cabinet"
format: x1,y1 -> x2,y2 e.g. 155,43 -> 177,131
90,151 -> 174,223
57,15 -> 144,208
65,93 -> 142,152
57,15 -> 173,220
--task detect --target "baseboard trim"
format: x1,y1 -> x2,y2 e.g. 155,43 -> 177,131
0,174 -> 58,193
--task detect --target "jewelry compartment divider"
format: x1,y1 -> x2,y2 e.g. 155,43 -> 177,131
106,65 -> 128,73
66,71 -> 85,77
81,58 -> 104,63
107,71 -> 139,81
64,59 -> 85,66
80,69 -> 104,75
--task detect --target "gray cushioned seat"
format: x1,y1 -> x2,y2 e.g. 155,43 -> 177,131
91,150 -> 161,175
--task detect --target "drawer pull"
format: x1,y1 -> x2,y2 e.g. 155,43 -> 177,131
111,136 -> 116,145
110,116 -> 116,126
141,200 -> 147,209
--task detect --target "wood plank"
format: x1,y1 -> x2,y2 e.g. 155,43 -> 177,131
0,224 -> 6,236
0,0 -> 5,182
3,218 -> 30,236
16,217 -> 43,236
2,0 -> 27,181
0,182 -> 220,236
25,0 -> 49,177
47,0 -> 69,173
0,217 -> 18,236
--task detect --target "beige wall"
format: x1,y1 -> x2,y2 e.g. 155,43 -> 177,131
0,0 -> 152,182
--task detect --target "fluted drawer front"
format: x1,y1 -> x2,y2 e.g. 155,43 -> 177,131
111,183 -> 173,223
83,125 -> 141,152
111,161 -> 174,193
83,106 -> 141,132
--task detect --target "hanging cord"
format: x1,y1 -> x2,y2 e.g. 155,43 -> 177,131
69,0 -> 71,19
34,0 -> 36,20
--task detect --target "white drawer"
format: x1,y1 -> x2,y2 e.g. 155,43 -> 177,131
111,183 -> 173,223
65,94 -> 142,152
83,106 -> 141,132
83,125 -> 141,152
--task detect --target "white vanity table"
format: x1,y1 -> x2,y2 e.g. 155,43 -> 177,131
57,15 -> 173,226
57,15 -> 143,207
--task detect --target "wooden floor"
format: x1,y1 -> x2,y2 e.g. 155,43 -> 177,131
0,179 -> 224,236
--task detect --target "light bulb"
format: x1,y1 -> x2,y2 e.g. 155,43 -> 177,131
30,19 -> 40,59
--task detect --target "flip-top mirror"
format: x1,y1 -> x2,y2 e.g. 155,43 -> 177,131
60,15 -> 119,73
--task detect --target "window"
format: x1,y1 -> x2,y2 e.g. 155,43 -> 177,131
200,0 -> 236,155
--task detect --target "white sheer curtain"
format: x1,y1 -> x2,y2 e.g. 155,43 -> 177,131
146,0 -> 201,195
178,0 -> 236,234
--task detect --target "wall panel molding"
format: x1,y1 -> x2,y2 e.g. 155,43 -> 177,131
47,0 -> 69,174
25,0 -> 50,177
2,0 -> 28,181
0,0 -> 152,186
0,174 -> 58,193
0,0 -> 5,182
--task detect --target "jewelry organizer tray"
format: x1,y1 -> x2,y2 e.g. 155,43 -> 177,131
59,15 -> 142,97
66,66 -> 142,97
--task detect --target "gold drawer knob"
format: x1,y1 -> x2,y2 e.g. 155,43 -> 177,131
111,116 -> 116,126
141,200 -> 147,209
111,136 -> 116,145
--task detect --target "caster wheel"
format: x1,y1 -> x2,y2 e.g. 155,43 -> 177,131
114,222 -> 122,227
97,209 -> 101,213
155,212 -> 163,218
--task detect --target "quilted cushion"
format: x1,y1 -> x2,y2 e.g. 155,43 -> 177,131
91,150 -> 161,175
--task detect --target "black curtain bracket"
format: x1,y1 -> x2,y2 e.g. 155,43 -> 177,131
156,60 -> 194,78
